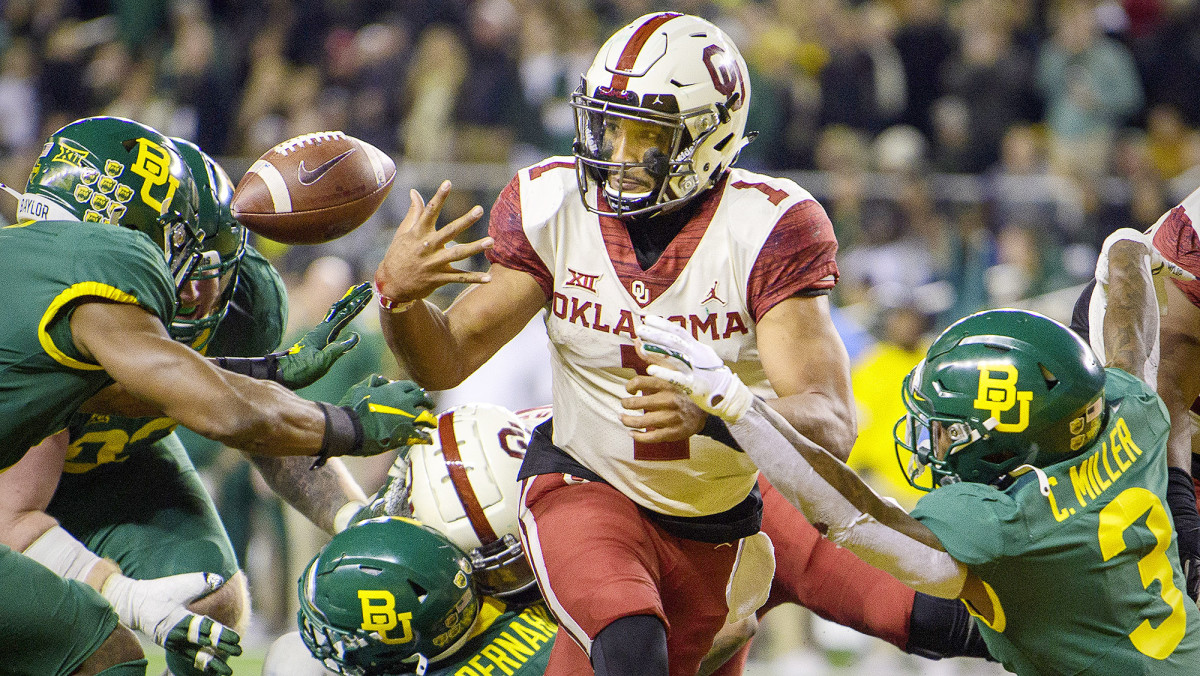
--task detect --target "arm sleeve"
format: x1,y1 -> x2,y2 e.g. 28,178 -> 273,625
485,175 -> 553,298
746,199 -> 839,322
909,485 -> 1010,567
73,228 -> 176,324
728,400 -> 967,597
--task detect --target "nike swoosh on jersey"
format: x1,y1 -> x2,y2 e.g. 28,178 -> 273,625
297,148 -> 356,185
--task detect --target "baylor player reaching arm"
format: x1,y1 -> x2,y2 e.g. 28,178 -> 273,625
636,235 -> 1200,674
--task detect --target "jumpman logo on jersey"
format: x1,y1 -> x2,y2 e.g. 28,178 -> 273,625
701,281 -> 725,306
566,268 -> 602,294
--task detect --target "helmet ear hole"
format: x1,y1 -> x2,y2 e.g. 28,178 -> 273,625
1039,363 -> 1059,388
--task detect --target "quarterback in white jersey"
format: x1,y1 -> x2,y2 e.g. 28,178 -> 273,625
372,12 -> 855,676
490,157 -> 836,515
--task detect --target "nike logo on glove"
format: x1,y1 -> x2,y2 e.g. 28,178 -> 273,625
298,148 -> 356,185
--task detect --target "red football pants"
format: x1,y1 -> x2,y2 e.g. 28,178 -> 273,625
519,473 -> 738,676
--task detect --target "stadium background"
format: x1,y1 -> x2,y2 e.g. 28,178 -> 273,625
2,0 -> 1198,673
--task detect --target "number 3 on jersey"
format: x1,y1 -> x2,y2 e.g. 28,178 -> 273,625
621,345 -> 690,461
1097,487 -> 1188,659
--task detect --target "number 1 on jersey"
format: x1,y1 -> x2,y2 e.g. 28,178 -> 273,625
621,345 -> 691,461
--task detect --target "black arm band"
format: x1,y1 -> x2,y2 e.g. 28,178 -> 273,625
1167,466 -> 1200,558
211,354 -> 284,384
699,414 -> 742,451
311,402 -> 363,469
906,592 -> 994,661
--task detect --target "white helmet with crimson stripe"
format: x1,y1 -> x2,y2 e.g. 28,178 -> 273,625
571,12 -> 753,217
407,403 -> 537,600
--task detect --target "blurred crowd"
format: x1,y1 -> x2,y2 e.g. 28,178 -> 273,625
4,0 -> 1200,654
1,0 -> 1198,315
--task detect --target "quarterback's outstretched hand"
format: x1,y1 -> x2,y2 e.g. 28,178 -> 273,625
373,181 -> 492,311
101,571 -> 241,674
635,315 -> 753,423
276,282 -> 371,389
339,374 -> 437,455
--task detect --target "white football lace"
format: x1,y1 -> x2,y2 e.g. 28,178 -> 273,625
274,131 -> 347,156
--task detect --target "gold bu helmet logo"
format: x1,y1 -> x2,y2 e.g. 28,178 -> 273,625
973,363 -> 1032,432
358,589 -> 415,645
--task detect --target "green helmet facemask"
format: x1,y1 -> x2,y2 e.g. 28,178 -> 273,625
169,138 -> 247,351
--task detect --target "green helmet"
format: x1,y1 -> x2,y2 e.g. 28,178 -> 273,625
894,309 -> 1107,490
169,138 -> 247,350
298,516 -> 480,676
22,116 -> 206,293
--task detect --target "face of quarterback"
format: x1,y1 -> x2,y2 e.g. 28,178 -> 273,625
175,250 -> 224,321
599,116 -> 674,197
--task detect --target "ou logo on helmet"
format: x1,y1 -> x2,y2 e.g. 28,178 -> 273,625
973,363 -> 1032,432
702,44 -> 745,111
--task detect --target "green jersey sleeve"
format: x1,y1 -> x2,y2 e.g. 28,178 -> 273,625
911,482 -> 1018,566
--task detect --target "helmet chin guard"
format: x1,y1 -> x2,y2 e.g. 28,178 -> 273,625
572,12 -> 752,218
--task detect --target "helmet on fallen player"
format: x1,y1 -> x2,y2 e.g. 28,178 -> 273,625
22,116 -> 207,293
406,403 -> 538,601
297,516 -> 480,676
571,12 -> 752,217
895,309 -> 1106,490
170,138 -> 247,351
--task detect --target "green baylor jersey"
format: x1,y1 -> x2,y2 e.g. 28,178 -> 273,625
64,245 -> 286,472
0,219 -> 174,470
422,599 -> 556,676
912,368 -> 1200,675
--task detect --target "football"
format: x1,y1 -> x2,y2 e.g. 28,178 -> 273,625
231,131 -> 396,244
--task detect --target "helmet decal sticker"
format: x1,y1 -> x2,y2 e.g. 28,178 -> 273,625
974,363 -> 1033,432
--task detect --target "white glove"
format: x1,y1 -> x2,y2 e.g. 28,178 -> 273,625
635,314 -> 753,423
102,571 -> 222,645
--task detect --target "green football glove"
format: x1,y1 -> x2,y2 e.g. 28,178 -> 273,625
339,375 -> 437,456
163,615 -> 242,676
276,282 -> 372,389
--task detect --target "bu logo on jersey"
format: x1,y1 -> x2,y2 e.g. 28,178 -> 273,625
973,363 -> 1032,432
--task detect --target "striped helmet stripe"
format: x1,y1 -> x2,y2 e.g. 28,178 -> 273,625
610,12 -> 681,90
438,410 -> 500,544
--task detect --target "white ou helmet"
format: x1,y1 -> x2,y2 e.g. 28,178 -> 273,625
572,12 -> 752,218
408,403 -> 536,600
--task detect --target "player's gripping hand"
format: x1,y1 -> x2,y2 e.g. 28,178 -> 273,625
635,314 -> 753,423
101,571 -> 241,673
276,282 -> 372,389
339,374 -> 437,455
163,614 -> 243,676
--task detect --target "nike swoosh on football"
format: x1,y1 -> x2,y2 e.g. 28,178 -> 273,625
297,148 -> 356,186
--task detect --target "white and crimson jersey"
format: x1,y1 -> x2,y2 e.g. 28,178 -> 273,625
488,158 -> 838,516
1151,185 -> 1200,308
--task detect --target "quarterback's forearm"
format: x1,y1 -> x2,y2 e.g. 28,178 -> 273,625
379,299 -> 468,389
248,454 -> 368,534
728,400 -> 965,597
765,392 -> 857,462
1157,281 -> 1200,471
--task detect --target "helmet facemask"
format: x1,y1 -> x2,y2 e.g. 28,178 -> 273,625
572,89 -> 723,217
169,139 -> 247,350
